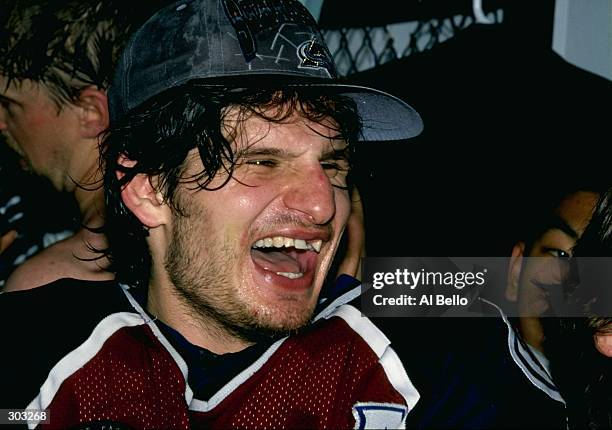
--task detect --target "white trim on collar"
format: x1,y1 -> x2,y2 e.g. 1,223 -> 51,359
479,298 -> 565,404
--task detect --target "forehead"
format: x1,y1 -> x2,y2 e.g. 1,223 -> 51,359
225,106 -> 348,152
555,191 -> 598,235
0,75 -> 45,100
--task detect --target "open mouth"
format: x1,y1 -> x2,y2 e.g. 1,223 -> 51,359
250,236 -> 322,280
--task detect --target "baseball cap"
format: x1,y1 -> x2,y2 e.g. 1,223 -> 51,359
108,0 -> 423,141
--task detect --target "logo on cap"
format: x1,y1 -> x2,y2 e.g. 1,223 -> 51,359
222,0 -> 335,77
297,38 -> 334,75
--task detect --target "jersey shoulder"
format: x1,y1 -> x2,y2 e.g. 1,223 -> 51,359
0,279 -> 138,407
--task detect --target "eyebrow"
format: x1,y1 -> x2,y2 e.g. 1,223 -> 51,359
545,214 -> 579,239
238,147 -> 286,158
237,145 -> 350,160
0,93 -> 20,107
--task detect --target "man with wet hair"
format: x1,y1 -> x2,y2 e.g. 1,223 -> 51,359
0,0 -> 424,427
0,0 -> 364,291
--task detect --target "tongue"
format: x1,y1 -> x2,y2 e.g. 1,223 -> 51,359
251,249 -> 301,273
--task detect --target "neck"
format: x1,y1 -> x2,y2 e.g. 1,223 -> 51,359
519,316 -> 545,353
71,166 -> 109,270
147,280 -> 253,355
62,134 -> 103,198
75,185 -> 104,226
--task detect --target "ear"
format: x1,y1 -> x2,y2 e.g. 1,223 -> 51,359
506,241 -> 525,301
118,157 -> 168,229
77,86 -> 109,139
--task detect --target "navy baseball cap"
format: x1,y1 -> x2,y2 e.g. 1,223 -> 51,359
109,0 -> 423,141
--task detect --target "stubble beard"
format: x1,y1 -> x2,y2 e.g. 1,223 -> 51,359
164,197 -> 316,345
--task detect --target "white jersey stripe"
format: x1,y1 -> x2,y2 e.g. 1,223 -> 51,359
314,285 -> 361,321
120,284 -> 195,406
325,305 -> 421,412
186,283 -> 362,411
189,338 -> 287,412
25,311 -> 145,429
479,298 -> 565,404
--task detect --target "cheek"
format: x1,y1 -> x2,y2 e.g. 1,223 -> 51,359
594,333 -> 612,357
517,264 -> 538,289
206,186 -> 272,242
236,194 -> 262,212
11,112 -> 52,147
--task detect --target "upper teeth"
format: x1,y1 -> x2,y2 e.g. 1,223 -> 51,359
252,236 -> 322,253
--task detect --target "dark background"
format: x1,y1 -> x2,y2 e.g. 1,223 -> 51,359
318,0 -> 612,257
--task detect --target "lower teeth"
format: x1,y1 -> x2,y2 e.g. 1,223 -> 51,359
276,272 -> 304,279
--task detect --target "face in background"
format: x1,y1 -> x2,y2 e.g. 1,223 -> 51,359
507,190 -> 599,350
591,317 -> 612,357
0,76 -> 81,189
163,108 -> 352,342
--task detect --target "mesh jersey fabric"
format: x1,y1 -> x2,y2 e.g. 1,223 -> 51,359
0,277 -> 417,429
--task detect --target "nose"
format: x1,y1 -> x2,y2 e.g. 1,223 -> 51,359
282,163 -> 336,225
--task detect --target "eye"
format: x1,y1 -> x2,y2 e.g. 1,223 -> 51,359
320,158 -> 349,176
320,159 -> 350,191
321,161 -> 341,172
546,248 -> 572,259
246,159 -> 278,168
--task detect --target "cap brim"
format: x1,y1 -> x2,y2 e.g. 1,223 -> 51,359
337,85 -> 424,141
282,82 -> 423,142
184,76 -> 423,142
116,72 -> 424,141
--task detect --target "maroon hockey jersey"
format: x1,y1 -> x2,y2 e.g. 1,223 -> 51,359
3,279 -> 419,429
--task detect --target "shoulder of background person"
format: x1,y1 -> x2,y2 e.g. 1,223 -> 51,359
3,233 -> 112,292
0,278 -> 135,408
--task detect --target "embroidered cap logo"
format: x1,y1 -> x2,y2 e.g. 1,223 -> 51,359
297,38 -> 333,73
222,0 -> 335,77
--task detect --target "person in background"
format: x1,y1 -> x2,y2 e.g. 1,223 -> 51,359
0,0 -> 176,290
0,142 -> 77,288
397,186 -> 605,429
499,184 -> 611,429
505,187 -> 601,361
548,187 -> 612,429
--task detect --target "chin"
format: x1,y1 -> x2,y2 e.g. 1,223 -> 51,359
245,254 -> 326,322
256,295 -> 317,330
